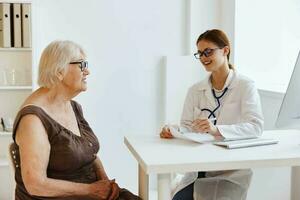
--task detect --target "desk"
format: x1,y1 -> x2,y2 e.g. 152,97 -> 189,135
124,130 -> 300,200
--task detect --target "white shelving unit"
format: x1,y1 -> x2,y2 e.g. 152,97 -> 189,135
0,131 -> 12,136
0,86 -> 32,90
0,47 -> 31,51
0,1 -> 32,199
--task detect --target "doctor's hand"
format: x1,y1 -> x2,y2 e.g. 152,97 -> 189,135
192,119 -> 218,135
192,119 -> 224,140
160,125 -> 174,139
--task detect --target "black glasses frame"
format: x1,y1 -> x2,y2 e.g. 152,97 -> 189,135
69,60 -> 88,72
194,48 -> 220,59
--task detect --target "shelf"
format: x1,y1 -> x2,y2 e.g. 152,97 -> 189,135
0,0 -> 32,4
0,86 -> 32,90
0,131 -> 12,136
0,47 -> 31,52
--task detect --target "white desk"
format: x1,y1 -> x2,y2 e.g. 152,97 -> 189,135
124,130 -> 300,200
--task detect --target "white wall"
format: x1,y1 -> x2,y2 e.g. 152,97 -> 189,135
32,0 -> 187,192
235,0 -> 300,92
188,0 -> 236,65
189,0 -> 221,53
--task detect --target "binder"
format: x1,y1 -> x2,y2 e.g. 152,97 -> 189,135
0,3 -> 11,47
21,3 -> 31,47
12,3 -> 21,47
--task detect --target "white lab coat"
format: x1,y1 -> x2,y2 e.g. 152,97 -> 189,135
172,70 -> 264,199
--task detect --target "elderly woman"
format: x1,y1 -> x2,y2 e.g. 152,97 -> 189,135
12,40 -> 141,200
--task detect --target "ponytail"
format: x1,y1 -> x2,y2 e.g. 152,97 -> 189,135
227,54 -> 234,69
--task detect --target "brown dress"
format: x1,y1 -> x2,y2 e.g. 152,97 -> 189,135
12,100 -> 141,200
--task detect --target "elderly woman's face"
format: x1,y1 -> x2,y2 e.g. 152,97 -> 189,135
61,56 -> 90,93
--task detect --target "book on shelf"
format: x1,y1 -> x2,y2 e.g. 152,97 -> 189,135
12,3 -> 22,47
0,3 -> 11,47
21,3 -> 31,47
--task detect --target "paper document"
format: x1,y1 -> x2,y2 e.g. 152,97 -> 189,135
169,126 -> 215,143
214,138 -> 278,149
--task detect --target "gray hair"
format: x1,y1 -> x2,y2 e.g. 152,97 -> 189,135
38,40 -> 86,88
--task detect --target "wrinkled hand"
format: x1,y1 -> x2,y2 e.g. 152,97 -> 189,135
192,119 -> 218,135
159,125 -> 174,139
89,180 -> 112,200
108,180 -> 120,200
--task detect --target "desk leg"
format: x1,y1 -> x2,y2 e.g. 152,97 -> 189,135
157,173 -> 171,200
139,165 -> 149,200
291,166 -> 300,200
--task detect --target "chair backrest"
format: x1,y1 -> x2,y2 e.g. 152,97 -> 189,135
8,142 -> 18,171
7,142 -> 17,200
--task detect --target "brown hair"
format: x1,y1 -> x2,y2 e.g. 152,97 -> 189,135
196,29 -> 234,69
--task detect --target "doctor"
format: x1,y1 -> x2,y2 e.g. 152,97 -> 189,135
160,29 -> 264,200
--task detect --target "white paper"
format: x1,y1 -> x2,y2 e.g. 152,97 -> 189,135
169,125 -> 215,143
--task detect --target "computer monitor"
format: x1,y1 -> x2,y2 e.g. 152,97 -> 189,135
276,51 -> 300,129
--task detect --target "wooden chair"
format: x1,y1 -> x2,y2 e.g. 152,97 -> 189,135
7,142 -> 17,199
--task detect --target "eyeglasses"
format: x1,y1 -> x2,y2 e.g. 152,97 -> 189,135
69,60 -> 88,72
194,48 -> 220,59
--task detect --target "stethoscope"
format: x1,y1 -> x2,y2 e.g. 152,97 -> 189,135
201,87 -> 229,125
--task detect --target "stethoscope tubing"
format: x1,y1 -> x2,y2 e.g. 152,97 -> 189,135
201,87 -> 228,125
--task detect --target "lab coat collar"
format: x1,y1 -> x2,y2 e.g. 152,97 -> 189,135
197,69 -> 238,91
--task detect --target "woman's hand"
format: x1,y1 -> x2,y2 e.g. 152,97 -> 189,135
159,125 -> 174,139
108,180 -> 120,200
192,119 -> 219,135
89,180 -> 112,200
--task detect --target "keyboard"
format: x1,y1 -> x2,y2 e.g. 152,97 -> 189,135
213,138 -> 279,149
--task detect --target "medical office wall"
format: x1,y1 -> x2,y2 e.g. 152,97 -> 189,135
235,0 -> 300,93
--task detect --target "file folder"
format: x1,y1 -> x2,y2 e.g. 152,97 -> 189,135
21,3 -> 31,47
0,3 -> 11,47
12,3 -> 21,47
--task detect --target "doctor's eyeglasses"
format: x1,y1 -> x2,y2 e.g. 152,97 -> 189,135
69,60 -> 89,72
194,48 -> 220,59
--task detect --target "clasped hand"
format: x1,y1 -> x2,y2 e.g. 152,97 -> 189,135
90,179 -> 120,200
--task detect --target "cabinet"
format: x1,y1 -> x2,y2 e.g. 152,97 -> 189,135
0,1 -> 32,199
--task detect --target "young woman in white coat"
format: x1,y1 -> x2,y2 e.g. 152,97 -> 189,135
160,29 -> 264,200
